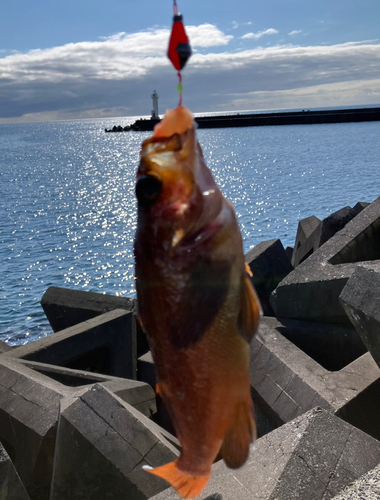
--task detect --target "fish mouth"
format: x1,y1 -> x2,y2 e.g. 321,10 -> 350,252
137,130 -> 196,217
141,133 -> 182,159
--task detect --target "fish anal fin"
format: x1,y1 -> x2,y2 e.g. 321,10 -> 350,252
144,460 -> 210,499
238,274 -> 262,342
220,398 -> 256,469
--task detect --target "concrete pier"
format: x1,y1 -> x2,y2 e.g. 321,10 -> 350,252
105,106 -> 380,132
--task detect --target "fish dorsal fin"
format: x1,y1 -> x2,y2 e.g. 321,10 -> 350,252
238,270 -> 261,342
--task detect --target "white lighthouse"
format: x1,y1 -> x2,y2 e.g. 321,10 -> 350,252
151,90 -> 159,119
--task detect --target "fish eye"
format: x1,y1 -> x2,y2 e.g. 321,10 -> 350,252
135,175 -> 162,206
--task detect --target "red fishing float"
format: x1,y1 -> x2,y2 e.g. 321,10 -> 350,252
168,0 -> 191,104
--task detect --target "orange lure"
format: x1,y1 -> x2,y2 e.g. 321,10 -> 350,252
134,106 -> 261,498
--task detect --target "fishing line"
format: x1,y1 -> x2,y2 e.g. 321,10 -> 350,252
177,71 -> 183,106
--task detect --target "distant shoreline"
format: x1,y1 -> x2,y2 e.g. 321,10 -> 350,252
105,106 -> 380,132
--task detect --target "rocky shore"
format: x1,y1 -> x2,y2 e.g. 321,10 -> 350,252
1,196 -> 379,499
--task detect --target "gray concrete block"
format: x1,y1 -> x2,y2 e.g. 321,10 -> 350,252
18,359 -> 157,418
0,356 -> 64,500
0,353 -> 157,499
0,443 -> 30,500
340,266 -> 380,368
271,196 -> 380,324
41,287 -> 150,359
41,286 -> 135,332
150,407 -> 380,500
136,351 -> 183,435
319,206 -> 358,247
297,215 -> 321,243
7,309 -> 138,379
291,215 -> 321,267
0,340 -> 12,353
292,207 -> 363,269
352,201 -> 370,216
50,384 -> 179,500
331,464 -> 380,499
138,351 -> 156,388
250,317 -> 380,440
245,239 -> 293,316
285,246 -> 293,262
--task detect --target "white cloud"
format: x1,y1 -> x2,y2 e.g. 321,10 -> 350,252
0,24 -> 232,84
241,29 -> 279,40
0,24 -> 379,121
226,79 -> 380,111
232,21 -> 239,29
186,24 -> 233,47
289,30 -> 302,36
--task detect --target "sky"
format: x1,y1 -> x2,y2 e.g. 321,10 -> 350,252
0,0 -> 380,123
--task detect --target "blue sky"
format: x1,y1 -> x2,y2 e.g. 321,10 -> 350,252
1,0 -> 379,122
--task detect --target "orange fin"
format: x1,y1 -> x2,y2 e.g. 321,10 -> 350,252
238,274 -> 262,342
143,461 -> 210,499
245,262 -> 253,277
220,398 -> 256,469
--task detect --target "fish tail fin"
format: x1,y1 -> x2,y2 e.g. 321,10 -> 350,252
143,460 -> 210,499
220,397 -> 256,469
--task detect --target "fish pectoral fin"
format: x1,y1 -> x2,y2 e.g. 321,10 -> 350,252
245,262 -> 253,277
238,274 -> 262,342
144,460 -> 210,499
220,398 -> 256,469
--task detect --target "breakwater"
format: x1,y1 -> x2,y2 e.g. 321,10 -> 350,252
1,197 -> 380,499
105,106 -> 380,132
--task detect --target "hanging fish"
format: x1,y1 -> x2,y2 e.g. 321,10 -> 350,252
135,105 -> 261,498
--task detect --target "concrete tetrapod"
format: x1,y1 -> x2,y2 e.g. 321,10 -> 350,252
50,383 -> 180,500
40,286 -> 149,357
0,442 -> 30,500
41,286 -> 135,332
291,203 -> 369,268
271,196 -> 380,324
149,407 -> 380,500
245,239 -> 293,316
6,309 -> 138,379
291,214 -> 321,267
331,464 -> 380,499
0,342 -> 157,498
340,266 -> 380,369
249,317 -> 380,441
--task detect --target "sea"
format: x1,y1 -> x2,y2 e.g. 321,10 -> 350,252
1,112 -> 379,346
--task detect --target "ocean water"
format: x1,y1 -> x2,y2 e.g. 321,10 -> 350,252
0,116 -> 379,346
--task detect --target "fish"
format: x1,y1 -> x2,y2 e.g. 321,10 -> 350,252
134,105 -> 261,499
